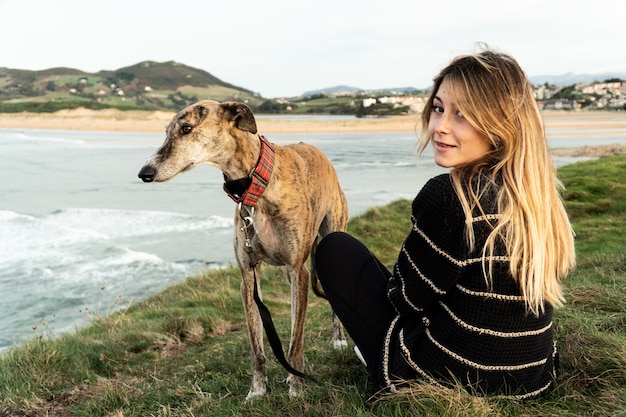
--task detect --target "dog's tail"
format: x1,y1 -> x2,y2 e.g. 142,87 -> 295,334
310,237 -> 328,299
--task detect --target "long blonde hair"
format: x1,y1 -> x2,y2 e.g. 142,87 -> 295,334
419,49 -> 575,316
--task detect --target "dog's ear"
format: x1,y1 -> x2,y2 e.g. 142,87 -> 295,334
222,102 -> 258,134
193,103 -> 209,124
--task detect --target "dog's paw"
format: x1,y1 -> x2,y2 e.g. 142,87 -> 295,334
245,387 -> 267,402
286,374 -> 305,397
288,386 -> 303,398
333,339 -> 348,350
245,375 -> 268,401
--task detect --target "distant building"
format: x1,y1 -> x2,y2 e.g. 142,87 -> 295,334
362,98 -> 377,108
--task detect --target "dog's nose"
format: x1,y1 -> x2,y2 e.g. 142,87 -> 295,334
138,165 -> 156,182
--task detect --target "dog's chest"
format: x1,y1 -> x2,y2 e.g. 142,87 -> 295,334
236,211 -> 293,266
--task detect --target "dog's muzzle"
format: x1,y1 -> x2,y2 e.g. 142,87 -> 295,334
138,165 -> 157,182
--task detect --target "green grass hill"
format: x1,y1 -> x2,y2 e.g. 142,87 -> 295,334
1,154 -> 625,416
0,61 -> 262,113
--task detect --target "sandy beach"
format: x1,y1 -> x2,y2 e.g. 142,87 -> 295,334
1,108 -> 626,156
1,108 -> 625,134
0,108 -> 420,134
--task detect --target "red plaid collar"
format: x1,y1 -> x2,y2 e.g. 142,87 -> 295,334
223,135 -> 275,207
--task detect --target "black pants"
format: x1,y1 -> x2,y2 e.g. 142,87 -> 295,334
315,232 -> 396,374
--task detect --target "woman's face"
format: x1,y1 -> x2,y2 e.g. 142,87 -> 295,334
428,79 -> 492,168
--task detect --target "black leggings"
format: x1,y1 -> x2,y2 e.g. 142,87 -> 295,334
315,232 -> 396,373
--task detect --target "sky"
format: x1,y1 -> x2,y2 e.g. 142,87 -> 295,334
1,0 -> 624,98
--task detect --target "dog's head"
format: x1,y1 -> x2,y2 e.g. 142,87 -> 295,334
138,100 -> 258,182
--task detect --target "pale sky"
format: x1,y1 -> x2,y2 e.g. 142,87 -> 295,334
1,0 -> 624,98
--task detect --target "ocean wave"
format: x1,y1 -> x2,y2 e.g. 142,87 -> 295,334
70,247 -> 174,283
348,160 -> 418,168
46,208 -> 233,239
0,241 -> 203,350
0,210 -> 24,221
331,160 -> 418,170
0,210 -> 105,264
393,161 -> 415,167
0,208 -> 232,267
4,131 -> 87,145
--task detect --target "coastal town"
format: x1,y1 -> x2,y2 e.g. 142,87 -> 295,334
356,79 -> 626,115
534,80 -> 626,110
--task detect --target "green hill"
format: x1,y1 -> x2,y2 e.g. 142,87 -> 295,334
0,61 -> 263,112
1,155 -> 626,415
0,61 -> 420,116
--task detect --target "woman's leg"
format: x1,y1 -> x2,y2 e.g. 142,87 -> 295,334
315,232 -> 396,372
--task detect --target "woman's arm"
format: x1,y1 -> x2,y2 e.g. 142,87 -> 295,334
387,175 -> 467,316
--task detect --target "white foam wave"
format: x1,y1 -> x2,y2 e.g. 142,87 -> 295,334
0,210 -> 104,264
6,131 -> 86,145
393,161 -> 415,167
346,160 -> 417,168
70,247 -> 170,283
46,208 -> 232,239
0,210 -> 22,221
0,208 -> 232,269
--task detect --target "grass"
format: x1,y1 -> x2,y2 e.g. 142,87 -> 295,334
1,155 -> 626,416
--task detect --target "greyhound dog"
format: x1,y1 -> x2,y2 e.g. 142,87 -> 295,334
138,100 -> 348,399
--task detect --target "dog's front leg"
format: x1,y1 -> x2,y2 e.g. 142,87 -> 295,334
285,263 -> 309,397
241,268 -> 267,401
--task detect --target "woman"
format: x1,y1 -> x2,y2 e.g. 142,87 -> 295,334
314,49 -> 576,399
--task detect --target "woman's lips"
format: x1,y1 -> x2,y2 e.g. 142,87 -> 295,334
435,140 -> 456,150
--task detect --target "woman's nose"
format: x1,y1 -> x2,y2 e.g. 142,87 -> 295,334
434,113 -> 451,135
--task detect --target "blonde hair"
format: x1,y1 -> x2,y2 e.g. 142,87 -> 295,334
419,49 -> 575,316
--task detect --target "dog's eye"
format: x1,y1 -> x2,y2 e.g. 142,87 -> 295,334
181,125 -> 193,135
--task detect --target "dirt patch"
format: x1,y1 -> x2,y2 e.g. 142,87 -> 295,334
0,377 -> 138,417
208,319 -> 244,337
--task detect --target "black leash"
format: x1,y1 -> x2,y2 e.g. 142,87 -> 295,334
252,270 -> 312,380
240,204 -> 313,381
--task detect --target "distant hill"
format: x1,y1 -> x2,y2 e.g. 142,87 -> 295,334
301,71 -> 626,97
2,60 -> 624,114
303,85 -> 362,96
95,61 -> 251,92
302,85 -> 423,97
0,61 -> 263,112
306,73 -> 626,96
529,71 -> 626,86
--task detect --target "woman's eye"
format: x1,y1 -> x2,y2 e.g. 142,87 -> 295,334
432,105 -> 444,113
456,111 -> 465,119
181,125 -> 193,135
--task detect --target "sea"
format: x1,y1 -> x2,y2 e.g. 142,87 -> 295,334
2,116 -> 626,351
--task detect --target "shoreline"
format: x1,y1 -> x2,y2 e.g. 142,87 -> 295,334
0,108 -> 626,134
1,108 -> 625,134
0,108 -> 420,134
1,109 -> 626,157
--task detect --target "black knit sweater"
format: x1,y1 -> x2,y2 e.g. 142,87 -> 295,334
381,174 -> 558,399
